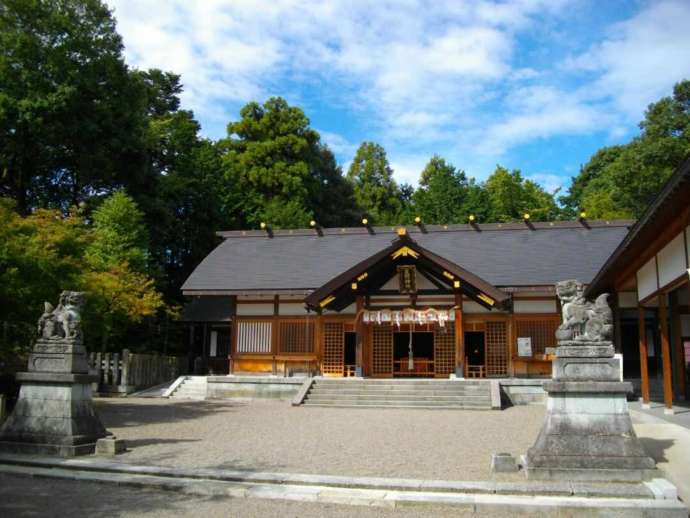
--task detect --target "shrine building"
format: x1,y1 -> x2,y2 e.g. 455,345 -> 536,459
181,217 -> 631,380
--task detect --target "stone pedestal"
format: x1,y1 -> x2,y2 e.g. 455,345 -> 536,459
524,341 -> 656,481
0,339 -> 107,457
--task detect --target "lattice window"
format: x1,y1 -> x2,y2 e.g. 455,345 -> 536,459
515,319 -> 559,355
372,325 -> 393,376
434,326 -> 455,376
322,322 -> 344,375
237,321 -> 272,353
486,321 -> 508,377
278,321 -> 315,353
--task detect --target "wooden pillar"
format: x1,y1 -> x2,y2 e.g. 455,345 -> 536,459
229,295 -> 237,374
658,294 -> 674,413
638,306 -> 650,407
454,293 -> 464,377
272,295 -> 279,376
355,296 -> 365,377
670,291 -> 687,400
314,311 -> 323,375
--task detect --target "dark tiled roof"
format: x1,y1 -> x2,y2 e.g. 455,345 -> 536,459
182,221 -> 632,293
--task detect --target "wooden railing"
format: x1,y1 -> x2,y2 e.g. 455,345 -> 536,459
393,358 -> 434,377
88,349 -> 187,394
465,364 -> 486,378
344,364 -> 357,377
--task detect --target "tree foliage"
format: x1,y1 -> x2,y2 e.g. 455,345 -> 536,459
562,80 -> 690,219
220,97 -> 358,229
0,0 -> 146,213
347,142 -> 403,225
484,166 -> 559,222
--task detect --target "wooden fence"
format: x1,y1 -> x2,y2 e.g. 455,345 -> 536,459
88,349 -> 187,394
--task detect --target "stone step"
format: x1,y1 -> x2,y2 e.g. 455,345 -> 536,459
302,402 -> 492,409
311,386 -> 489,397
306,393 -> 491,401
315,380 -> 488,386
304,395 -> 491,404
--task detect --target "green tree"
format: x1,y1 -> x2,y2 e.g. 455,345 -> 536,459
0,0 -> 147,213
412,156 -> 470,224
564,80 -> 690,219
82,191 -> 163,352
484,166 -> 559,222
85,191 -> 149,272
559,146 -> 624,217
220,97 -> 357,228
132,70 -> 227,299
347,142 -> 403,225
0,199 -> 87,356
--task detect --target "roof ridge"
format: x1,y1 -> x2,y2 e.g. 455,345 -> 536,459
216,220 -> 634,238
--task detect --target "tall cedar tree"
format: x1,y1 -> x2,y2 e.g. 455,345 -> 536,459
347,142 -> 403,225
220,97 -> 358,229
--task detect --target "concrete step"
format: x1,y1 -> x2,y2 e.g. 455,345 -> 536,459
307,394 -> 491,406
302,402 -> 492,409
308,388 -> 487,396
305,379 -> 493,408
304,397 -> 491,406
316,379 -> 489,386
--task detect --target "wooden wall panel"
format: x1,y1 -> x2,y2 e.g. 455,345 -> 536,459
372,325 -> 393,376
434,326 -> 455,377
486,321 -> 508,377
322,322 -> 344,376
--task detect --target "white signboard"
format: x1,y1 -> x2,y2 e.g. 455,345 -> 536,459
517,337 -> 532,357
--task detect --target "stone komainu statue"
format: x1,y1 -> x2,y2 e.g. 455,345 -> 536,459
555,280 -> 613,343
37,291 -> 85,341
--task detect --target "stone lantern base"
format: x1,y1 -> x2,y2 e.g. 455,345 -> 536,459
524,342 -> 656,481
0,337 -> 107,457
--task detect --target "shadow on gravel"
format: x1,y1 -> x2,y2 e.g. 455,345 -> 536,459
95,399 -> 247,428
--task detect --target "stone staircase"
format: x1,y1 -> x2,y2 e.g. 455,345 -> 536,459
302,378 -> 495,409
170,376 -> 207,400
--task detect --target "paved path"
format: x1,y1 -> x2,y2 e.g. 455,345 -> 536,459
0,473 -> 472,518
95,398 -> 545,481
631,407 -> 690,505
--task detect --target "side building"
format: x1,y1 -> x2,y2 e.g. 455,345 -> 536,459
181,219 -> 631,380
587,156 -> 690,412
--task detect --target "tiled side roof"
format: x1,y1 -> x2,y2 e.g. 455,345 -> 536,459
182,221 -> 632,293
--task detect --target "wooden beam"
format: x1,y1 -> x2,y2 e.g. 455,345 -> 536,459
658,294 -> 674,411
454,292 -> 464,377
638,306 -> 650,406
670,291 -> 687,399
355,296 -> 365,377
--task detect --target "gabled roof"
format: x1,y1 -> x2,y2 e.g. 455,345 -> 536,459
182,220 -> 632,295
304,232 -> 509,311
586,156 -> 690,297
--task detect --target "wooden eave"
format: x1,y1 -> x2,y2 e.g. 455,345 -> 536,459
304,233 -> 510,312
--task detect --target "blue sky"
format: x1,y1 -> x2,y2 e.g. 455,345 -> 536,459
106,0 -> 690,194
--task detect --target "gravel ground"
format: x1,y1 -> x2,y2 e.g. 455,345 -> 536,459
0,473 -> 513,518
95,398 -> 545,480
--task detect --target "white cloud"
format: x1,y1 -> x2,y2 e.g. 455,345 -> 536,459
104,0 -> 690,194
564,0 -> 690,119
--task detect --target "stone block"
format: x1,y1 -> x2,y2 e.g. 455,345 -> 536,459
490,452 -> 518,473
645,478 -> 679,500
553,357 -> 621,381
555,344 -> 614,357
95,436 -> 127,456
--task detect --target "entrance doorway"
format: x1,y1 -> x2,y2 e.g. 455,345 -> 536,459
344,332 -> 357,377
393,332 -> 434,377
464,331 -> 486,378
